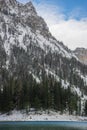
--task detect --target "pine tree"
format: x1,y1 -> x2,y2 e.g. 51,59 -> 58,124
84,100 -> 87,116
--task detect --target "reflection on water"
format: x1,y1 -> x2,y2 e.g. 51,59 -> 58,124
0,126 -> 82,130
0,121 -> 87,130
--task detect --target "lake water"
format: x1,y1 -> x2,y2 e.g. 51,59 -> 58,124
0,121 -> 87,130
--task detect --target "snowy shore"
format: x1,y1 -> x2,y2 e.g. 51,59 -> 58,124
0,110 -> 87,121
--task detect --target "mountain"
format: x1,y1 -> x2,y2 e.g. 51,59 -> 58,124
0,0 -> 87,115
74,48 -> 87,65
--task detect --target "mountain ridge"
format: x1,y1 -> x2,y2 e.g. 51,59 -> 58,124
74,48 -> 87,65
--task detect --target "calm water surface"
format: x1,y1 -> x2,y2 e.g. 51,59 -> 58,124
0,121 -> 87,130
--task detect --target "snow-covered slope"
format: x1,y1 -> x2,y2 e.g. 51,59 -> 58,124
0,110 -> 87,121
0,0 -> 77,59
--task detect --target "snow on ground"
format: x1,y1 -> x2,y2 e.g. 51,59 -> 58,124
0,110 -> 87,121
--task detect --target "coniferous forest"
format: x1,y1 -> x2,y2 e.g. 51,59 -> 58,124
0,72 -> 87,116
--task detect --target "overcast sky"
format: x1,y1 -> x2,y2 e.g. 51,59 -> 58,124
18,0 -> 87,50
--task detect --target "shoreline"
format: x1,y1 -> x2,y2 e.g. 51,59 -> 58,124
0,110 -> 87,122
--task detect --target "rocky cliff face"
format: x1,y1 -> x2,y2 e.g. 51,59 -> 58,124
74,48 -> 87,65
0,0 -> 87,113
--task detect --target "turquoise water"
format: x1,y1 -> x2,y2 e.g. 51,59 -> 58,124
0,121 -> 87,130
